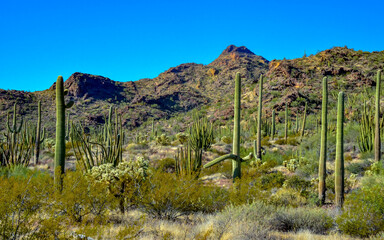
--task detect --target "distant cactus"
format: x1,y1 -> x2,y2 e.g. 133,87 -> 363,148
285,104 -> 288,143
358,102 -> 374,153
203,73 -> 253,180
256,74 -> 263,160
300,102 -> 307,141
54,76 -> 74,189
375,70 -> 381,162
34,101 -> 45,165
335,91 -> 345,209
319,77 -> 327,205
271,109 -> 275,140
7,102 -> 23,146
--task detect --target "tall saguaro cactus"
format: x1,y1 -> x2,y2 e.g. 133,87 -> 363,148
285,104 -> 288,143
335,91 -> 345,209
375,70 -> 381,162
203,73 -> 253,180
54,76 -> 74,189
256,75 -> 263,160
300,102 -> 308,141
7,103 -> 23,146
271,110 -> 275,140
34,101 -> 45,165
319,77 -> 328,205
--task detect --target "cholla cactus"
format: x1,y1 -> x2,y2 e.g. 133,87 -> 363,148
88,157 -> 150,183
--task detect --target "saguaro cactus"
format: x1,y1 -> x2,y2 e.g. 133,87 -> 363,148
300,102 -> 308,141
7,103 -> 23,145
285,104 -> 288,143
256,75 -> 263,160
335,91 -> 345,209
271,110 -> 275,140
203,73 -> 253,180
319,77 -> 328,205
54,76 -> 74,188
34,101 -> 45,165
375,70 -> 381,162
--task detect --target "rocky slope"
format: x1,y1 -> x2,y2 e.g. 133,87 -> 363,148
0,45 -> 383,135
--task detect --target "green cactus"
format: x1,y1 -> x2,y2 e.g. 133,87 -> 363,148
300,102 -> 308,141
7,102 -> 23,146
271,110 -> 275,140
54,76 -> 74,188
203,73 -> 253,180
358,102 -> 374,153
319,77 -> 328,205
256,75 -> 263,160
34,101 -> 45,165
285,104 -> 288,143
375,70 -> 381,162
175,143 -> 193,176
335,91 -> 345,209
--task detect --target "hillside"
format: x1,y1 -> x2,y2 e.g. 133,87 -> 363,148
0,45 -> 383,134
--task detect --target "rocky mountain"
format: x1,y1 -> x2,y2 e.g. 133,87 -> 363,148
0,45 -> 383,135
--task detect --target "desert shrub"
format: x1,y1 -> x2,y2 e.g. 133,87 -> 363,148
155,157 -> 175,173
156,134 -> 170,146
336,175 -> 384,238
88,157 -> 150,213
346,161 -> 369,174
259,171 -> 286,190
221,136 -> 232,144
175,132 -> 188,144
209,202 -> 276,239
283,175 -> 312,197
228,176 -> 270,205
139,172 -> 228,220
54,170 -> 112,224
270,188 -> 307,207
0,170 -> 59,239
269,207 -> 333,234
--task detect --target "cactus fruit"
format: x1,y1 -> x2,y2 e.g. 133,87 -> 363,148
256,74 -> 263,160
54,76 -> 74,189
34,101 -> 45,165
375,70 -> 381,162
203,73 -> 253,180
319,77 -> 327,205
335,91 -> 345,209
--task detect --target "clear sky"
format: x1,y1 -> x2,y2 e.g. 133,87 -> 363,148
0,0 -> 383,91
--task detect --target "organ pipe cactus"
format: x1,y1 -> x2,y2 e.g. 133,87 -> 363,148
335,91 -> 345,209
375,70 -> 381,162
203,73 -> 253,180
54,76 -> 74,189
34,101 -> 45,165
256,75 -> 263,160
318,77 -> 327,205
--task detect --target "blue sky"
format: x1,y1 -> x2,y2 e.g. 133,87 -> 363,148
0,0 -> 383,91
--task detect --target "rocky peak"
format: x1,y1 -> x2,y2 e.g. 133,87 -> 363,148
221,45 -> 255,55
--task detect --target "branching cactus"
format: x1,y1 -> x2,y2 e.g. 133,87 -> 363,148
335,91 -> 345,209
319,77 -> 328,205
203,73 -> 253,180
54,76 -> 74,189
7,102 -> 23,146
34,101 -> 45,165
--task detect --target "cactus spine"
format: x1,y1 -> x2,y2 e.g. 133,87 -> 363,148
54,76 -> 74,189
375,70 -> 381,162
256,74 -> 263,160
319,77 -> 328,205
285,104 -> 288,143
335,91 -> 345,209
271,110 -> 275,140
34,101 -> 45,165
203,73 -> 253,180
300,102 -> 307,141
